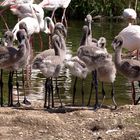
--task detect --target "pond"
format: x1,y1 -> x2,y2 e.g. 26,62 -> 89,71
0,13 -> 140,107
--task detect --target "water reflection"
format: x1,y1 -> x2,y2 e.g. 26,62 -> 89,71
1,19 -> 140,106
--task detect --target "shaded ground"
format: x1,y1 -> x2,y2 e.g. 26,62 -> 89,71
0,101 -> 140,140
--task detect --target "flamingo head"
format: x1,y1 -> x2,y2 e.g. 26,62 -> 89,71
32,57 -> 43,69
44,17 -> 55,34
16,29 -> 27,44
54,22 -> 67,38
97,37 -> 106,49
85,14 -> 93,24
3,31 -> 14,46
112,36 -> 123,51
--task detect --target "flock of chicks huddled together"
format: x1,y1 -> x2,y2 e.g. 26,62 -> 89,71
0,0 -> 140,110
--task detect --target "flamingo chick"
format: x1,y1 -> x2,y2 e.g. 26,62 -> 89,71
97,37 -> 117,109
32,23 -> 67,108
32,34 -> 65,108
112,36 -> 140,105
0,29 -> 31,106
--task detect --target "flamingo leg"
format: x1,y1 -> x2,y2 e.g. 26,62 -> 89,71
53,15 -> 57,23
50,78 -> 54,107
111,82 -> 117,109
22,69 -> 31,105
135,97 -> 140,105
47,78 -> 51,109
44,78 -> 49,108
131,82 -> 136,105
0,7 -> 9,30
44,78 -> 52,109
14,71 -> 21,107
51,8 -> 57,23
100,82 -> 106,108
61,8 -> 68,28
87,71 -> 95,106
55,78 -> 63,107
0,69 -> 3,107
72,77 -> 77,105
93,70 -> 99,110
8,71 -> 14,107
81,79 -> 84,106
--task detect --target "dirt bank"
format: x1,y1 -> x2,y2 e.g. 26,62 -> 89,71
0,101 -> 139,140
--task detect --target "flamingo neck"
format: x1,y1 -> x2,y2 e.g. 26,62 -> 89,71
80,29 -> 89,46
43,17 -> 54,34
114,47 -> 122,68
54,42 -> 61,56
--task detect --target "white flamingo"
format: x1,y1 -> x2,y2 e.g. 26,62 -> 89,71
115,24 -> 140,59
123,8 -> 137,25
0,0 -> 34,6
0,0 -> 34,30
39,0 -> 71,27
12,16 -> 54,43
122,8 -> 139,58
10,3 -> 44,20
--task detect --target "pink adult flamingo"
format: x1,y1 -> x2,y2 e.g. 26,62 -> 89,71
0,0 -> 34,29
12,16 -> 54,48
10,3 -> 44,20
123,8 -> 137,25
1,0 -> 34,6
39,0 -> 71,27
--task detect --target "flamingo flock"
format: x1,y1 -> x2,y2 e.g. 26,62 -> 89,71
0,0 -> 139,109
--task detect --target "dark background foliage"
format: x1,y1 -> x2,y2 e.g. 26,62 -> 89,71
0,0 -> 140,20
67,0 -> 140,19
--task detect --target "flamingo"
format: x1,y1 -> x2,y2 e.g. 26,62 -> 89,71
12,15 -> 54,49
0,29 -> 31,106
84,14 -> 98,45
32,22 -> 67,63
83,14 -> 100,108
122,8 -> 140,60
115,24 -> 140,60
96,37 -> 117,109
0,0 -> 34,29
64,25 -> 90,106
116,8 -> 138,52
77,34 -> 112,109
32,22 -> 67,108
123,8 -> 137,25
0,0 -> 34,6
112,35 -> 140,105
10,3 -> 44,20
38,0 -> 71,27
0,30 -> 14,106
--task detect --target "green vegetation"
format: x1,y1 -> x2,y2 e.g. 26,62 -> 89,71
67,0 -> 140,19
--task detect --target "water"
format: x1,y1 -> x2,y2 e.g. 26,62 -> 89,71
0,16 -> 139,106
